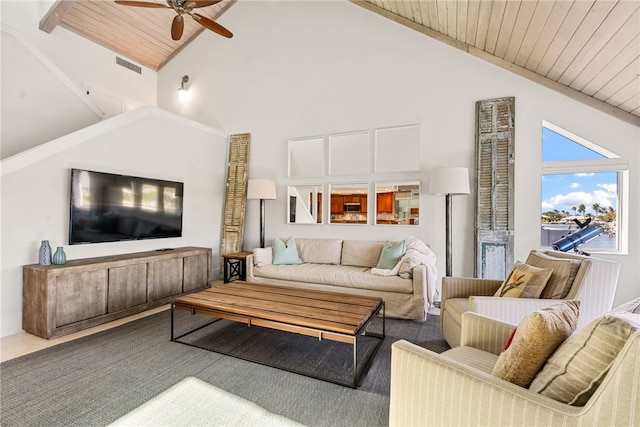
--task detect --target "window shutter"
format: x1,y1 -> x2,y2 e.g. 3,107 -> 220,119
222,133 -> 250,258
475,97 -> 515,279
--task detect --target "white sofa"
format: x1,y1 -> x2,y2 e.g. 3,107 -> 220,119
245,237 -> 438,321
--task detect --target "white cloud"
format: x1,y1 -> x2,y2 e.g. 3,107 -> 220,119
575,173 -> 594,177
542,189 -> 615,212
569,182 -> 580,189
597,183 -> 617,192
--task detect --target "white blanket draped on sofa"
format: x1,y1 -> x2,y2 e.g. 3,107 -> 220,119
371,236 -> 438,306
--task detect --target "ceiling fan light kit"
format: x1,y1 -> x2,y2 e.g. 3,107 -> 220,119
114,0 -> 233,40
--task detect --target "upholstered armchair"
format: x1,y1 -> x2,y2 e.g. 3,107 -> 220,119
441,249 -> 621,348
390,308 -> 640,426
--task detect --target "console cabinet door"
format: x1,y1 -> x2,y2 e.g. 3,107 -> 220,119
55,271 -> 107,326
108,264 -> 148,312
183,254 -> 209,292
149,258 -> 183,300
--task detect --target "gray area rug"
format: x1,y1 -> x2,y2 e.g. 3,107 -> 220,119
1,309 -> 449,427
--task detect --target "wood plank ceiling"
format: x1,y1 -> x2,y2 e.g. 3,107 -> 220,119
39,0 -> 236,71
354,0 -> 639,126
40,1 -> 639,126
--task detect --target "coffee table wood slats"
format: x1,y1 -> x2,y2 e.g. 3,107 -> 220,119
177,294 -> 366,330
228,281 -> 382,306
202,285 -> 376,316
189,287 -> 373,322
176,291 -> 374,334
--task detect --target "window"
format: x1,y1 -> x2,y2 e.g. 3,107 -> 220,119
541,122 -> 627,253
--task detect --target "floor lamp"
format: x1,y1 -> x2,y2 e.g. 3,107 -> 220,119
247,179 -> 277,248
428,167 -> 470,277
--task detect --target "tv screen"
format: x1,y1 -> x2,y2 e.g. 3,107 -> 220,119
69,169 -> 184,245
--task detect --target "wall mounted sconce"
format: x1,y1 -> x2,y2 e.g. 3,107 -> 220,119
178,75 -> 190,102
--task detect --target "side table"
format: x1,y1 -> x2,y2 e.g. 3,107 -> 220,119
222,251 -> 252,283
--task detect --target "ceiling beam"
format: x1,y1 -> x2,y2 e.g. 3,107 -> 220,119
350,0 -> 640,128
39,0 -> 77,34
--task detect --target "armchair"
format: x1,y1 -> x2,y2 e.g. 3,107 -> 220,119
390,310 -> 639,426
441,249 -> 621,348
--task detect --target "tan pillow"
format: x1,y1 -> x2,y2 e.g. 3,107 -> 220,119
530,313 -> 639,405
526,251 -> 581,299
494,262 -> 553,298
492,300 -> 580,387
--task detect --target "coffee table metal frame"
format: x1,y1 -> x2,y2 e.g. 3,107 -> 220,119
171,290 -> 385,389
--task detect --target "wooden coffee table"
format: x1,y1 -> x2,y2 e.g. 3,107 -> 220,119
171,281 -> 385,388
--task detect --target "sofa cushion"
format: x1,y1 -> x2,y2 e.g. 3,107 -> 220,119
341,240 -> 385,268
526,251 -> 581,299
272,237 -> 303,265
530,312 -> 639,405
376,240 -> 406,269
252,263 -> 413,293
493,262 -> 552,298
492,300 -> 580,387
295,238 -> 342,265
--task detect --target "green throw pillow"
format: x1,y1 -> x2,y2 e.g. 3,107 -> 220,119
376,240 -> 406,269
272,237 -> 303,265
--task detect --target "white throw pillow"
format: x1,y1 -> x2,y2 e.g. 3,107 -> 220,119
252,247 -> 273,267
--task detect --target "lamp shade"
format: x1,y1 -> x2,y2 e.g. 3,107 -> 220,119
247,179 -> 277,200
428,167 -> 470,195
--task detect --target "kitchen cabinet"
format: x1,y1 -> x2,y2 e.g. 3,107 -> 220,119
330,195 -> 344,214
377,192 -> 395,214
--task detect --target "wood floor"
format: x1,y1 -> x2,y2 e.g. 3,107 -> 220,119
0,305 -> 170,363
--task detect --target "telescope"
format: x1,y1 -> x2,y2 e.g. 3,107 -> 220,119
552,218 -> 603,256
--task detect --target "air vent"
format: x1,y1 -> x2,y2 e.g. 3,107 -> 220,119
116,57 -> 142,74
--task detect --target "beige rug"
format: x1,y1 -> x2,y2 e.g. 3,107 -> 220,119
109,377 -> 305,426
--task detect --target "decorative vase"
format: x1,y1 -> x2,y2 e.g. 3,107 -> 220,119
39,240 -> 52,266
52,247 -> 67,265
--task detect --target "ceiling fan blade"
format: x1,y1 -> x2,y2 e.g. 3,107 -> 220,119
187,1 -> 223,8
114,1 -> 169,8
171,15 -> 184,41
191,13 -> 233,38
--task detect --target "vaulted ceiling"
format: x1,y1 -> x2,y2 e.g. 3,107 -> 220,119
40,0 -> 639,126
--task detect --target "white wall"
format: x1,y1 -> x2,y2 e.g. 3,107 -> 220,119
1,1 -> 158,150
0,107 -> 228,337
157,1 -> 639,305
1,1 -> 157,105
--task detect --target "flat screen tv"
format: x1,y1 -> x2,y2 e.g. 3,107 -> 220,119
69,168 -> 184,245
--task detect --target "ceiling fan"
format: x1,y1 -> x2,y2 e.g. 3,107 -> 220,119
114,0 -> 233,41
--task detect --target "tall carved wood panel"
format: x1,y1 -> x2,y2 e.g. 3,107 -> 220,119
221,133 -> 250,256
475,97 -> 515,279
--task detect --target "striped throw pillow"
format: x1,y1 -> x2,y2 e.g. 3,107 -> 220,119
530,313 -> 639,405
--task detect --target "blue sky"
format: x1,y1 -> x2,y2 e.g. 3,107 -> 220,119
541,128 -> 617,215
